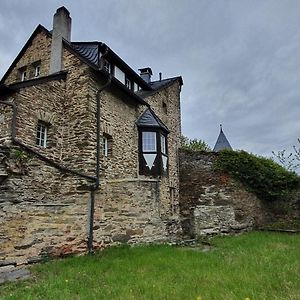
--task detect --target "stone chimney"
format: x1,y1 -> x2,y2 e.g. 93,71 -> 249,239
138,67 -> 153,83
49,7 -> 72,74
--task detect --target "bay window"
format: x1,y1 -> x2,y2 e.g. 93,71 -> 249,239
137,109 -> 169,176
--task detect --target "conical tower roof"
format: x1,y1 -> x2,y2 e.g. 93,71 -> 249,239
213,125 -> 232,152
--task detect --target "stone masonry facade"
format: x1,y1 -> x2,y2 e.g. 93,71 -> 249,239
179,149 -> 265,237
0,8 -> 182,264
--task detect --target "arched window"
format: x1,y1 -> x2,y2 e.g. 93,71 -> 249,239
137,109 -> 169,176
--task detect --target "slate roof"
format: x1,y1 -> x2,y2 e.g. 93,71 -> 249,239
213,126 -> 232,152
136,108 -> 169,133
71,42 -> 100,66
0,24 -> 182,103
137,77 -> 183,98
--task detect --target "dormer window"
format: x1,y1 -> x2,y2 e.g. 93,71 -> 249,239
103,59 -> 111,73
137,109 -> 169,176
134,83 -> 139,92
125,77 -> 132,90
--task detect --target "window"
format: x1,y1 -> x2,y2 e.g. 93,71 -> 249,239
142,132 -> 157,152
134,83 -> 139,92
36,122 -> 48,147
34,65 -> 41,77
103,59 -> 111,73
114,66 -> 125,83
21,70 -> 27,81
102,136 -> 108,156
161,134 -> 167,155
125,78 -> 132,90
101,133 -> 112,157
137,109 -> 169,176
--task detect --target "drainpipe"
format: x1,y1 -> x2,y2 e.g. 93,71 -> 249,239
87,44 -> 111,254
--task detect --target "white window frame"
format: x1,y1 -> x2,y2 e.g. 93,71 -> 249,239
102,136 -> 108,156
125,78 -> 131,89
36,122 -> 48,148
34,65 -> 41,77
21,71 -> 27,81
114,66 -> 125,84
161,134 -> 167,155
142,132 -> 157,152
134,83 -> 139,92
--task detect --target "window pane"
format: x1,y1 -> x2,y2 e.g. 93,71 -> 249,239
161,134 -> 166,154
36,123 -> 47,147
102,137 -> 108,156
142,132 -> 156,152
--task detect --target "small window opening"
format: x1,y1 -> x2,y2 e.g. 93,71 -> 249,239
102,136 -> 108,156
34,65 -> 41,77
101,133 -> 113,157
103,59 -> 111,73
21,70 -> 27,81
125,77 -> 132,90
162,101 -> 167,114
36,122 -> 48,147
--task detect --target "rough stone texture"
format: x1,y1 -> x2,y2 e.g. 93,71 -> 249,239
0,265 -> 30,284
179,149 -> 264,237
5,32 -> 52,85
0,28 -> 182,263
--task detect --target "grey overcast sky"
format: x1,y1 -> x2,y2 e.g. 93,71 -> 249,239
0,0 -> 299,160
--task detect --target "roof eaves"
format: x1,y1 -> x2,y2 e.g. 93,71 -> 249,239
109,76 -> 149,106
8,71 -> 67,90
0,84 -> 17,96
137,76 -> 183,99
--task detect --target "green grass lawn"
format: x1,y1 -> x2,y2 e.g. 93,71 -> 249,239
1,232 -> 300,300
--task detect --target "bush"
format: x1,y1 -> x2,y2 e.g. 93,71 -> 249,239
214,150 -> 300,201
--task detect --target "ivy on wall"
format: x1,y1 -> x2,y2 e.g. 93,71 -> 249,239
213,150 -> 300,201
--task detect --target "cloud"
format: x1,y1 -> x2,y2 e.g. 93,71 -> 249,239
0,0 -> 299,161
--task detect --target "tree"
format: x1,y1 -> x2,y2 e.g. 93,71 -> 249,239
181,136 -> 211,152
272,138 -> 300,172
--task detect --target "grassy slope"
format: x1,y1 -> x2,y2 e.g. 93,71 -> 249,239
1,232 -> 300,300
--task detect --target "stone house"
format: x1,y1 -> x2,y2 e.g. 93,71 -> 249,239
0,7 -> 183,263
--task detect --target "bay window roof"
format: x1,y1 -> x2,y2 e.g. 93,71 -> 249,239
136,109 -> 169,133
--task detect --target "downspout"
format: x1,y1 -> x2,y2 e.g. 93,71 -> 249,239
87,44 -> 111,254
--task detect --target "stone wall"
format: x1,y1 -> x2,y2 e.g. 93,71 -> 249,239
0,28 -> 183,264
179,149 -> 264,237
0,147 -> 91,264
5,32 -> 52,85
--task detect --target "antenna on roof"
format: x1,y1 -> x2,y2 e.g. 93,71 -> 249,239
220,124 -> 223,132
159,72 -> 162,81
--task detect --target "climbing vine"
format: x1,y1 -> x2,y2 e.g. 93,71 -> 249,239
213,150 -> 300,201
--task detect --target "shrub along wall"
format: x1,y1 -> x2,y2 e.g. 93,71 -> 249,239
179,149 -> 300,238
